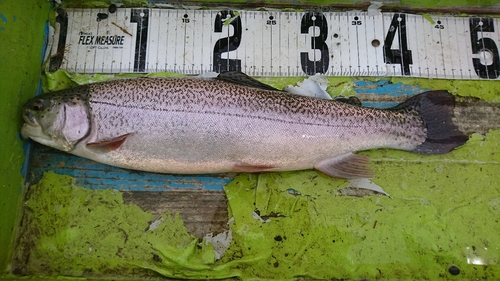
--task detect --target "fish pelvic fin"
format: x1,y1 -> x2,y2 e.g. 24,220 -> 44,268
315,153 -> 374,179
390,90 -> 469,155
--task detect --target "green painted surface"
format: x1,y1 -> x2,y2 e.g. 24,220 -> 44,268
11,130 -> 500,279
12,172 -> 213,278
0,0 -> 50,275
4,0 -> 500,279
11,70 -> 500,279
400,0 -> 500,8
391,78 -> 500,103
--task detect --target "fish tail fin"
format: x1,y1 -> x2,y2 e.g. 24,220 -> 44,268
390,90 -> 469,155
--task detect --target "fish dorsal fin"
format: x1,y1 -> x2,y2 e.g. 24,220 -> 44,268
314,153 -> 374,179
217,71 -> 280,91
86,133 -> 131,152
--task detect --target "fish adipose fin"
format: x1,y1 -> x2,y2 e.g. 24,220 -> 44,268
390,91 -> 469,154
315,153 -> 374,179
217,71 -> 281,91
86,133 -> 131,152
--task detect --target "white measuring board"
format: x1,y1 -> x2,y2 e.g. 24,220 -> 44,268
48,8 -> 500,80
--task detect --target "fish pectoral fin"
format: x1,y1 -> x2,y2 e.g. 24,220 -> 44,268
232,163 -> 275,173
86,133 -> 131,152
314,153 -> 374,179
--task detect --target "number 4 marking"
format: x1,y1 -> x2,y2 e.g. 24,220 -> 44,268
383,14 -> 413,75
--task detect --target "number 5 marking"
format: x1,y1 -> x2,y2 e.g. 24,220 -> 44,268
469,18 -> 500,79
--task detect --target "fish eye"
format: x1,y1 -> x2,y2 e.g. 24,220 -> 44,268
31,100 -> 44,111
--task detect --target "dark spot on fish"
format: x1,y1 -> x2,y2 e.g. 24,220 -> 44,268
448,265 -> 460,275
152,253 -> 162,262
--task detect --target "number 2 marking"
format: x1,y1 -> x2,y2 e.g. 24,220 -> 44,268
213,10 -> 242,73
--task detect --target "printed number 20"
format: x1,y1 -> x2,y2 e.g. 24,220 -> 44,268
213,10 -> 242,73
469,18 -> 500,79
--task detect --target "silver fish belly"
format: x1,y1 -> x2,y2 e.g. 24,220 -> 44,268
21,72 -> 468,179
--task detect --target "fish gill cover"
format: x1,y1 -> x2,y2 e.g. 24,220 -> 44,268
13,72 -> 500,279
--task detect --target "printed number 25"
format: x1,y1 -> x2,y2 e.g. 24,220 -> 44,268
469,18 -> 500,79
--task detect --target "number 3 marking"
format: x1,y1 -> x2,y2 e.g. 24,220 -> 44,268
300,12 -> 329,75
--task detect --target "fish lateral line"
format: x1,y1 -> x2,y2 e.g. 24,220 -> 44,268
90,99 -> 372,129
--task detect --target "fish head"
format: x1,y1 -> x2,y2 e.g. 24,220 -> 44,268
21,87 -> 91,152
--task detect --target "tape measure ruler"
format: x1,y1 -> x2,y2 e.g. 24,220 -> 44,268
49,7 -> 500,80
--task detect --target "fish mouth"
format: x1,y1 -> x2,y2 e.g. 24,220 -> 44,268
22,111 -> 38,126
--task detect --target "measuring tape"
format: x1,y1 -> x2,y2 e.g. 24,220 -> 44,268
49,8 -> 500,80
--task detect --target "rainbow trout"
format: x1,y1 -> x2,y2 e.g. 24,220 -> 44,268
21,72 -> 468,179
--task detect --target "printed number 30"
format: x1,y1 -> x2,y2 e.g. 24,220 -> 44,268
300,12 -> 329,75
469,18 -> 500,79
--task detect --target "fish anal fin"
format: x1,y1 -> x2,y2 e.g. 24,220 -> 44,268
315,153 -> 374,179
232,163 -> 275,173
86,133 -> 131,152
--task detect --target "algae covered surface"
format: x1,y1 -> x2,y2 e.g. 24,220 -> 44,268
14,73 -> 500,279
221,131 -> 500,280
15,131 -> 500,279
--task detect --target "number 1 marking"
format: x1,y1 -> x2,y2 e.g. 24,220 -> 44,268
130,9 -> 149,72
